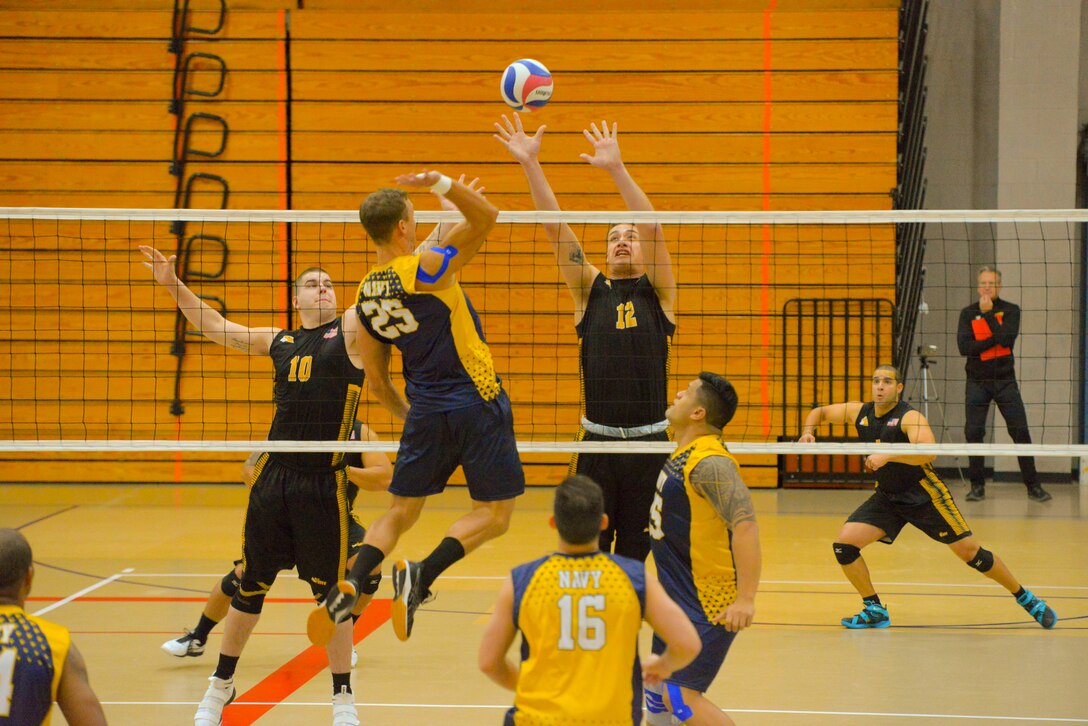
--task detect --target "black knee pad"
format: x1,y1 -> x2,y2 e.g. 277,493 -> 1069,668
359,571 -> 382,596
219,568 -> 242,598
231,579 -> 270,614
967,547 -> 994,573
833,542 -> 862,565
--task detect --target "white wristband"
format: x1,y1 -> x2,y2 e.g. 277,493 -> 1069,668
430,174 -> 453,195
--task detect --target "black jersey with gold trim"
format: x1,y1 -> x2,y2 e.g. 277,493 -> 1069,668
266,317 -> 362,470
577,274 -> 674,428
854,399 -> 936,496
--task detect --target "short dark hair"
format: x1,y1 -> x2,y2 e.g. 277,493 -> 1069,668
696,372 -> 738,430
0,528 -> 32,596
293,266 -> 330,295
874,364 -> 900,382
359,188 -> 410,243
554,475 -> 605,545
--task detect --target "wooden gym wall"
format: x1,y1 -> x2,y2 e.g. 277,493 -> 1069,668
0,1 -> 898,485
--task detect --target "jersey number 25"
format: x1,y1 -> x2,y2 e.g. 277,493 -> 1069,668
359,299 -> 420,340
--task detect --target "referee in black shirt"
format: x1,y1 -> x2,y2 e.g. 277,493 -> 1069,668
957,266 -> 1051,502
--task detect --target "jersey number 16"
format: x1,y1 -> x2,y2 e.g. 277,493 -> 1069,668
557,593 -> 606,651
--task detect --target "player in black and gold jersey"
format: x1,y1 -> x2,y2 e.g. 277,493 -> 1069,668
799,364 -> 1057,630
646,373 -> 761,726
160,420 -> 392,665
478,475 -> 700,726
496,114 -> 676,562
310,170 -> 525,647
141,249 -> 368,725
0,528 -> 107,726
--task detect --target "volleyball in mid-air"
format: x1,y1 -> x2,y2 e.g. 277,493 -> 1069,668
500,59 -> 553,112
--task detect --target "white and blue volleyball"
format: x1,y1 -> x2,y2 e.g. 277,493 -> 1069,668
500,59 -> 553,112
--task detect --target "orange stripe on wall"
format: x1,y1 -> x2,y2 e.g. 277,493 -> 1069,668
276,8 -> 290,330
759,0 -> 776,437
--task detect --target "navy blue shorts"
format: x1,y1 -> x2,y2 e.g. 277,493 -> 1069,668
391,390 -> 524,501
652,619 -> 737,692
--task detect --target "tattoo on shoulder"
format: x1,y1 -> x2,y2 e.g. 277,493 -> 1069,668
690,456 -> 756,529
568,245 -> 585,264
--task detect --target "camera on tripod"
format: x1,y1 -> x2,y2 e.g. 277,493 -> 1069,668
916,344 -> 938,362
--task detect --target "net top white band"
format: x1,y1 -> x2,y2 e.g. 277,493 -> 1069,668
3,207 -> 1088,225
0,440 -> 1084,457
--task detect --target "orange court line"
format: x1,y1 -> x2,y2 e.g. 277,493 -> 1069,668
224,598 -> 392,726
758,0 -> 776,437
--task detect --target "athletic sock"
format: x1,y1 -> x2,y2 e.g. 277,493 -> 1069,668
1012,586 -> 1026,600
192,614 -> 218,643
863,594 -> 882,607
332,672 -> 352,695
213,654 -> 239,681
419,537 -> 466,592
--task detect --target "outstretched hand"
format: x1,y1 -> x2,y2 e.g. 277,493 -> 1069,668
493,113 -> 545,164
435,174 -> 484,211
580,120 -> 623,170
395,169 -> 443,188
138,245 -> 179,287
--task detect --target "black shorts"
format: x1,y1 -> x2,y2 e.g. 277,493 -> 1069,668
570,430 -> 668,561
241,456 -> 353,598
390,390 -> 525,501
847,479 -> 972,545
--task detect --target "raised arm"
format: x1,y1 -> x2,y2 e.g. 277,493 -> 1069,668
798,401 -> 865,442
477,575 -> 519,691
581,120 -> 675,312
344,306 -> 409,420
56,642 -> 108,726
139,245 -> 278,356
415,175 -> 484,255
399,170 -> 498,290
494,113 -> 599,314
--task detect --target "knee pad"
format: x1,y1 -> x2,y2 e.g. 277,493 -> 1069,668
359,571 -> 382,596
231,579 -> 271,614
967,547 -> 994,573
219,567 -> 242,598
833,542 -> 862,566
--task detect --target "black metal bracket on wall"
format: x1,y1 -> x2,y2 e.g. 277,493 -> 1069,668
166,0 -> 232,418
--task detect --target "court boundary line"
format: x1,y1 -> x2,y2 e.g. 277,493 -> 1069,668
93,701 -> 1088,722
32,567 -> 132,617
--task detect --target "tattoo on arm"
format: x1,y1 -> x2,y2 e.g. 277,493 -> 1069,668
690,457 -> 756,529
568,245 -> 585,264
228,338 -> 251,353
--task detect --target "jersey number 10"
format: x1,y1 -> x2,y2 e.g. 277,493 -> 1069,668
557,593 -> 606,651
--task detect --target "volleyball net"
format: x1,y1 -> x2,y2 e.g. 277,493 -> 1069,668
0,207 -> 1084,483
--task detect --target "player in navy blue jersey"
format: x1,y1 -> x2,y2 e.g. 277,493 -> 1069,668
800,364 -> 1057,630
0,528 -> 107,726
309,170 -> 525,646
496,114 -> 676,563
